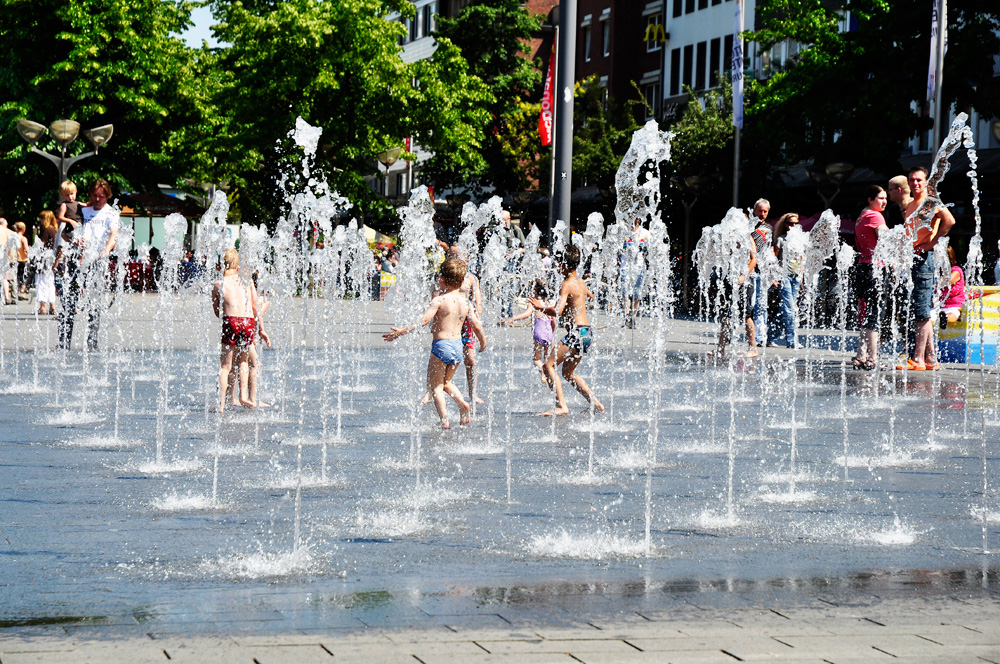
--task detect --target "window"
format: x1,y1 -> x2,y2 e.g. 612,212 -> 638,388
698,0 -> 708,9
646,15 -> 663,53
396,173 -> 406,195
710,37 -> 721,86
409,14 -> 419,41
712,0 -> 721,4
424,1 -> 437,35
683,44 -> 693,88
602,19 -> 610,57
670,48 -> 681,96
695,41 -> 707,90
399,18 -> 409,45
685,0 -> 694,14
415,7 -> 425,39
724,34 -> 734,75
644,82 -> 661,118
583,25 -> 592,61
673,0 -> 682,17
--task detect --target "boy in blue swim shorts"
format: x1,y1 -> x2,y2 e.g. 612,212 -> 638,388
384,258 -> 487,429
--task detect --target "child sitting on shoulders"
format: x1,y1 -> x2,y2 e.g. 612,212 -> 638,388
383,258 -> 487,429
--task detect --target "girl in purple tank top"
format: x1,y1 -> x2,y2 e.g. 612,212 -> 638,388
503,280 -> 556,386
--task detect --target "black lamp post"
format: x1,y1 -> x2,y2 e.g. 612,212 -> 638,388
673,175 -> 710,309
807,162 -> 854,209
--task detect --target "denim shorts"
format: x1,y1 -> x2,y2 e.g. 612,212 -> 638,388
910,252 -> 935,321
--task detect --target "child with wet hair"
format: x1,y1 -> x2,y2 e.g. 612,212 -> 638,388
503,279 -> 556,386
384,257 -> 487,429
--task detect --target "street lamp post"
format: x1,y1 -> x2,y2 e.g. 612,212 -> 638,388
17,119 -> 114,186
806,161 -> 854,209
672,175 -> 710,310
376,147 -> 402,198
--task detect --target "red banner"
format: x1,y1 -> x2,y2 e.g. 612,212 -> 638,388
538,50 -> 555,146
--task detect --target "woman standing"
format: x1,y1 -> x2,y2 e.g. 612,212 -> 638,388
771,212 -> 803,348
35,210 -> 59,315
852,185 -> 889,370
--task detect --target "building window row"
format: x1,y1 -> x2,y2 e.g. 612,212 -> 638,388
669,34 -> 732,97
673,0 -> 729,18
580,9 -> 611,61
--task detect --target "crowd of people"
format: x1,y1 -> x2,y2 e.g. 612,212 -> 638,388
0,167 -> 980,426
711,166 -> 961,372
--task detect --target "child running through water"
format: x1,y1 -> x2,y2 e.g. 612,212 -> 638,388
384,258 -> 487,429
503,279 -> 556,386
527,246 -> 604,416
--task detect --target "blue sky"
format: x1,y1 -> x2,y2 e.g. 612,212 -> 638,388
179,5 -> 219,48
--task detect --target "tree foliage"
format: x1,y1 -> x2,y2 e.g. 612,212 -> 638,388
429,0 -> 543,194
668,82 -> 734,180
748,0 -> 1000,176
572,77 -> 645,191
209,0 -> 493,223
0,0 -> 204,217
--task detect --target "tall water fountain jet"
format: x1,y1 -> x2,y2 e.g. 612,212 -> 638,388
281,118 -> 349,551
796,210 -> 841,429
151,213 -> 188,468
389,185 -> 440,504
611,119 -> 674,550
835,242 -> 856,480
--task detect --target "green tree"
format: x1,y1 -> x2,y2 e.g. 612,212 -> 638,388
668,83 -> 734,181
748,0 -> 1000,177
209,0 -> 492,223
430,0 -> 543,194
0,0 -> 205,218
572,77 -> 645,191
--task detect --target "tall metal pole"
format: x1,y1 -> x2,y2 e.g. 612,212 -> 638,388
731,0 -> 744,207
932,0 -> 947,150
547,25 -> 559,233
551,0 -> 577,245
732,127 -> 741,207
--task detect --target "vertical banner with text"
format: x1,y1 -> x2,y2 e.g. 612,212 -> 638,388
732,0 -> 744,130
538,49 -> 556,146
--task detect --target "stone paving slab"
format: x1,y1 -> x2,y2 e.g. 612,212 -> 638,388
4,602 -> 1000,663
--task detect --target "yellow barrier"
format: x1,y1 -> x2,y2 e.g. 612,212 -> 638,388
379,272 -> 396,301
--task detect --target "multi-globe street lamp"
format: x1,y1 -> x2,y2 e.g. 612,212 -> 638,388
16,118 -> 114,186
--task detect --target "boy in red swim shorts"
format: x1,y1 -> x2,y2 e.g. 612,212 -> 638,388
212,248 -> 263,412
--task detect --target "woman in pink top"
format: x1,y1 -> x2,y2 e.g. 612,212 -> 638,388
852,185 -> 889,370
941,246 -> 965,325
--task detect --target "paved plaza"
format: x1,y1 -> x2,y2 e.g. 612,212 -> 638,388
1,295 -> 998,663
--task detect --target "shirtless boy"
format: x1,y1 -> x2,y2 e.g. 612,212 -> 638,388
211,248 -> 263,412
527,245 -> 604,416
384,257 -> 487,429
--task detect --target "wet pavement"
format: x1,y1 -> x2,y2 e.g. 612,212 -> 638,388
1,295 -> 998,662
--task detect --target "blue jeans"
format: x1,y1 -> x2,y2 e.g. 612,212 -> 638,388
749,272 -> 767,345
776,274 -> 801,347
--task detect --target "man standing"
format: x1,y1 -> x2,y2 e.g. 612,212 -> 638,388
58,179 -> 119,351
749,198 -> 771,347
886,175 -> 912,227
622,217 -> 650,328
901,166 -> 955,370
499,209 -> 525,251
498,209 -> 525,318
0,219 -> 15,305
